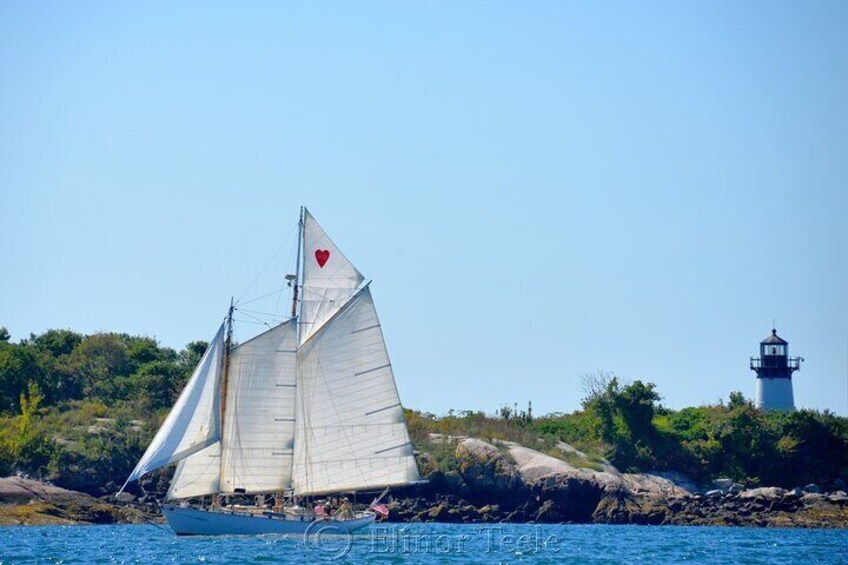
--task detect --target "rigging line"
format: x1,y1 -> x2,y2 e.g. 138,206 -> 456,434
276,221 -> 301,318
237,308 -> 290,318
237,311 -> 286,326
235,221 -> 299,306
233,318 -> 271,327
236,310 -> 273,328
236,289 -> 286,307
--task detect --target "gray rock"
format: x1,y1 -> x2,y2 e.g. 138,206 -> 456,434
801,493 -> 825,506
623,472 -> 695,498
739,487 -> 786,500
115,492 -> 136,503
728,483 -> 743,495
803,483 -> 820,494
827,491 -> 847,502
508,444 -> 624,493
443,470 -> 471,499
556,441 -> 589,459
0,477 -> 147,525
455,439 -> 527,506
705,489 -> 723,498
713,478 -> 734,491
535,499 -> 564,523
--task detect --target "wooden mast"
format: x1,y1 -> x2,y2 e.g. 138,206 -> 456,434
214,297 -> 234,508
291,206 -> 304,320
221,297 -> 234,424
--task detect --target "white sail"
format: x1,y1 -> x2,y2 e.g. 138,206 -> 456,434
292,286 -> 420,496
168,442 -> 221,499
220,320 -> 297,493
299,209 -> 364,344
124,324 -> 225,487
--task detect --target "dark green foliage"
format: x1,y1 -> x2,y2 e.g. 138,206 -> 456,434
538,385 -> 848,488
179,341 -> 208,369
0,326 -> 203,494
31,329 -> 82,357
0,323 -> 846,494
129,360 -> 188,411
575,377 -> 662,471
0,343 -> 46,412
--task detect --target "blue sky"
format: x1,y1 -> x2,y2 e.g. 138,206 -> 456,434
2,1 -> 847,415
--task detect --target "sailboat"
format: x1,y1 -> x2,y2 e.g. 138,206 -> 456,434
120,208 -> 421,535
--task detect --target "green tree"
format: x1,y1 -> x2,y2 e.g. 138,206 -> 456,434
0,383 -> 54,474
179,340 -> 208,369
582,378 -> 661,471
130,360 -> 188,411
0,343 -> 46,413
31,329 -> 82,357
69,333 -> 131,400
728,391 -> 748,409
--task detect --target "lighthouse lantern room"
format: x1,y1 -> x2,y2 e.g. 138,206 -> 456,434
750,329 -> 802,411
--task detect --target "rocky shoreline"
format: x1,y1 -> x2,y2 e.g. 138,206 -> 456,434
2,437 -> 846,528
385,438 -> 848,529
0,477 -> 154,526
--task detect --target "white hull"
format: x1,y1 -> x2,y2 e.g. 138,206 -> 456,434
162,505 -> 376,536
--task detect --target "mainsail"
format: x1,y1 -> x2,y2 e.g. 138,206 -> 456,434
293,286 -> 420,496
127,208 -> 420,501
220,319 -> 297,493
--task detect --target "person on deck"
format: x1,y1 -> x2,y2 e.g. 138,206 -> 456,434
336,497 -> 355,520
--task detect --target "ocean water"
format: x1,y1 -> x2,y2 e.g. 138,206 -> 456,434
0,523 -> 846,565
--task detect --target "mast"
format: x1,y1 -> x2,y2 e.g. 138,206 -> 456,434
220,298 -> 234,432
291,206 -> 304,324
211,298 -> 234,506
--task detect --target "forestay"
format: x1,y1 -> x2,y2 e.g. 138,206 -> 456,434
292,287 -> 420,496
299,209 -> 364,345
124,324 -> 225,488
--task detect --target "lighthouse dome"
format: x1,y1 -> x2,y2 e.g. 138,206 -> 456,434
761,329 -> 788,345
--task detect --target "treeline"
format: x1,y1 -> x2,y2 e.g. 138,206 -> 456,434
1,327 -> 847,496
0,326 -> 206,494
534,376 -> 848,488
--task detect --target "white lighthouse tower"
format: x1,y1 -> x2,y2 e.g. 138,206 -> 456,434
750,328 -> 803,411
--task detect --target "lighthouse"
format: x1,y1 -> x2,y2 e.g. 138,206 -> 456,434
750,329 -> 803,411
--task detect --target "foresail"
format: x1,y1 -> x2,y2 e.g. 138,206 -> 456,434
292,287 -> 420,496
220,320 -> 297,493
124,324 -> 225,488
168,442 -> 221,499
299,208 -> 364,345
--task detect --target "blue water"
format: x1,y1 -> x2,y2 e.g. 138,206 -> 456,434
0,524 -> 846,564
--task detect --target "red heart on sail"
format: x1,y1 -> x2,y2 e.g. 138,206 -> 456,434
315,249 -> 330,268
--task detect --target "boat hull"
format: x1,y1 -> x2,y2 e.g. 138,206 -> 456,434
162,505 -> 376,536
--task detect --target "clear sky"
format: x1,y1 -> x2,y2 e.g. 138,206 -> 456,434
2,1 -> 847,416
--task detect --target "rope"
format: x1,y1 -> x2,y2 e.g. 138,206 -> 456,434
235,222 -> 298,305
140,499 -> 171,533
